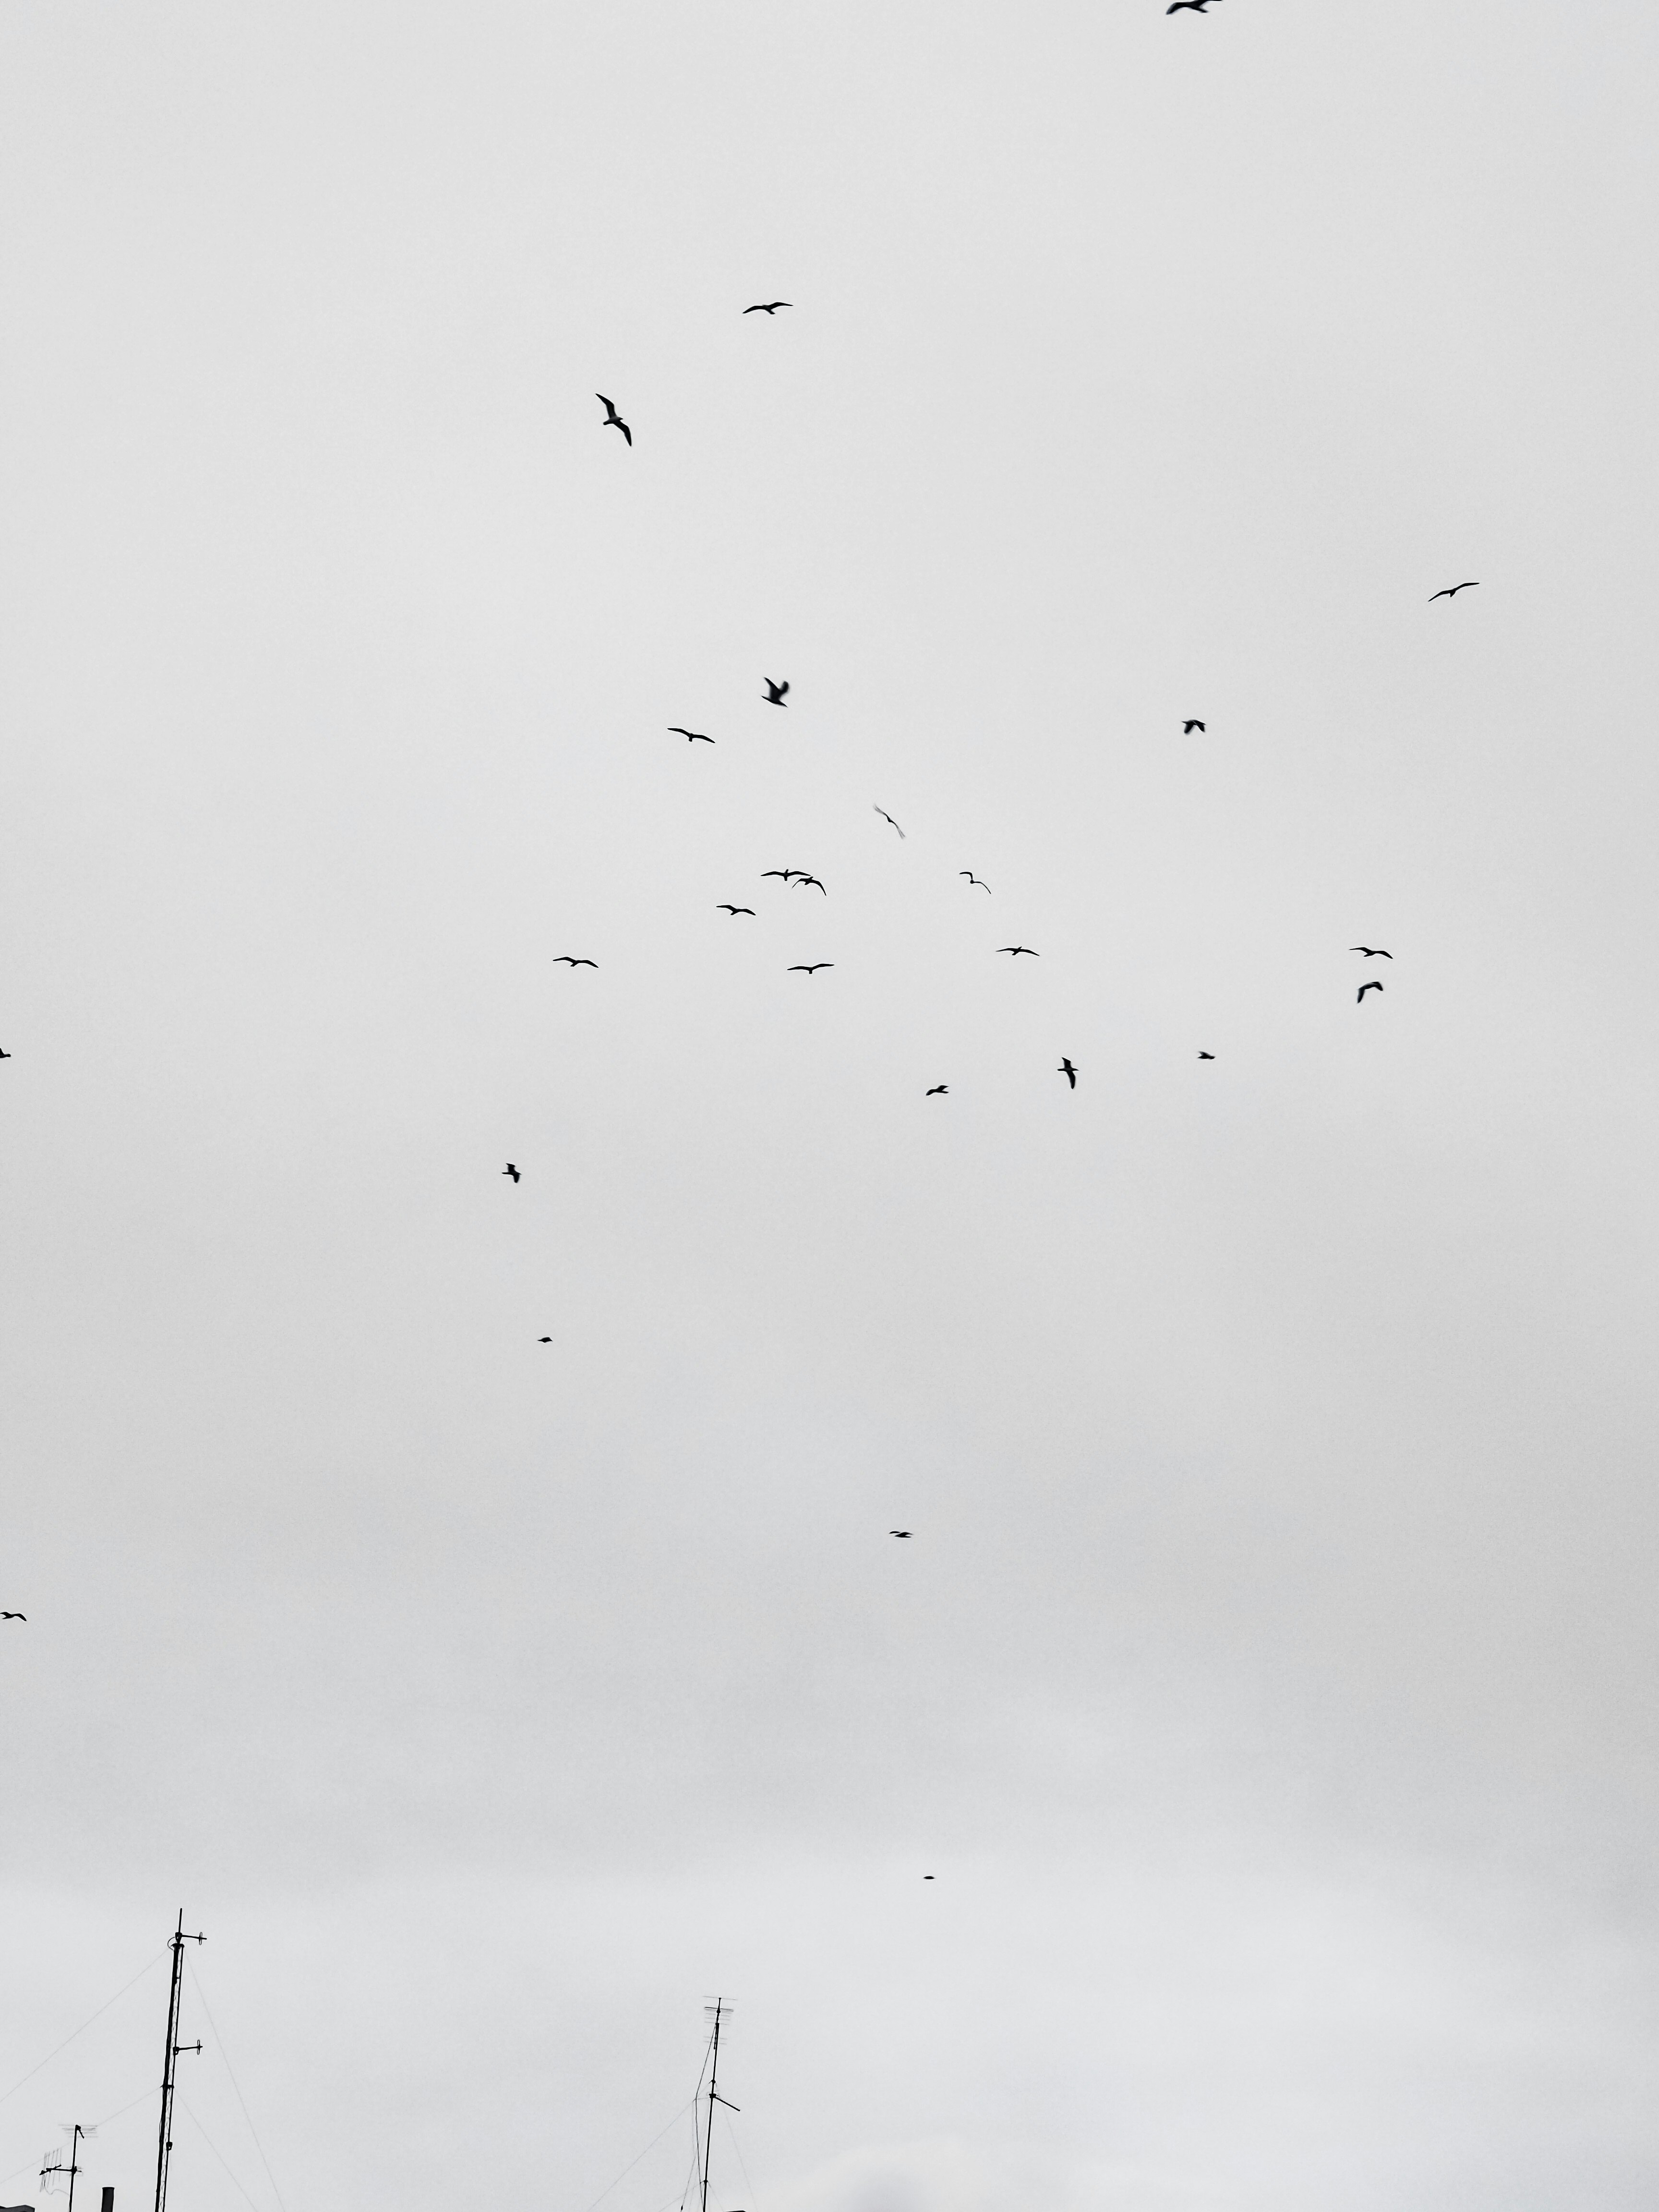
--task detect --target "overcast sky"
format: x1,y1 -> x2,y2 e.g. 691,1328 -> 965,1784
3,2 -> 1659,2209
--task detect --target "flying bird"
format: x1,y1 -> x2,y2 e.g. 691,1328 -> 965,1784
998,946 -> 1039,957
1430,581 -> 1479,600
538,1336 -> 552,1344
717,904 -> 756,916
875,806 -> 906,839
923,1874 -> 934,1880
762,677 -> 790,705
669,727 -> 714,743
553,955 -> 598,967
926,1084 -> 948,1096
1058,1058 -> 1078,1088
595,394 -> 632,445
1350,946 -> 1393,959
792,873 -> 827,894
1198,1051 -> 1215,1060
890,1530 -> 912,1539
961,872 -> 990,892
744,301 -> 792,314
1167,0 -> 1220,12
0,1611 -> 24,1622
1183,720 -> 1206,733
789,962 -> 834,974
0,1048 -> 10,1058
503,1163 -> 521,1182
1358,981 -> 1384,1003
761,869 -> 802,882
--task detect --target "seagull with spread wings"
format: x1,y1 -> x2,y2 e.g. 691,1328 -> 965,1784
717,904 -> 756,916
875,806 -> 906,839
669,727 -> 714,743
998,945 -> 1039,958
789,962 -> 834,975
744,301 -> 792,315
553,956 -> 598,968
763,677 -> 790,706
1430,581 -> 1479,601
961,872 -> 990,892
1358,981 -> 1384,1003
596,394 -> 632,445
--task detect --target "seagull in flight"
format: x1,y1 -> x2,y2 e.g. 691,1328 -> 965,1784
789,962 -> 833,974
595,394 -> 632,445
761,869 -> 803,882
744,301 -> 792,315
1183,720 -> 1206,733
0,1047 -> 10,1058
503,1163 -> 521,1182
874,806 -> 906,839
669,727 -> 714,743
717,904 -> 756,916
1430,581 -> 1479,600
1198,1050 -> 1215,1060
926,1084 -> 948,1096
792,873 -> 827,894
763,677 -> 790,706
1358,981 -> 1384,1003
538,1336 -> 552,1343
1,1611 -> 24,1622
553,955 -> 597,968
961,872 -> 990,892
1351,946 -> 1393,959
998,945 -> 1039,957
1058,1058 -> 1078,1088
1167,0 -> 1220,12
890,1530 -> 912,1539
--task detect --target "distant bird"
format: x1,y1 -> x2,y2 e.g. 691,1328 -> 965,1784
0,1047 -> 10,1058
961,872 -> 990,892
890,1530 -> 912,1539
1358,981 -> 1384,1003
503,1164 -> 521,1182
1350,946 -> 1393,959
926,1084 -> 948,1096
717,904 -> 756,916
1430,581 -> 1479,600
553,956 -> 598,968
762,677 -> 790,706
1167,0 -> 1220,12
793,873 -> 827,894
0,1611 -> 24,1622
744,301 -> 792,315
998,946 -> 1039,957
761,869 -> 802,882
1058,1058 -> 1078,1088
923,1874 -> 934,1880
1183,719 -> 1206,733
595,394 -> 632,445
875,805 -> 906,839
669,727 -> 714,743
1198,1050 -> 1215,1060
538,1336 -> 552,1343
789,962 -> 834,974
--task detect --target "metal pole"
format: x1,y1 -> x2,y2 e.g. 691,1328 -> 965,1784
67,2125 -> 82,2212
699,2002 -> 721,2212
153,1912 -> 205,2212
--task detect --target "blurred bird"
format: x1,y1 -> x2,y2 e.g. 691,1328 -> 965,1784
0,1048 -> 10,1058
503,1164 -> 521,1182
998,946 -> 1039,957
553,956 -> 598,967
1183,720 -> 1205,733
926,1085 -> 948,1096
670,727 -> 714,743
717,904 -> 756,916
0,1611 -> 24,1622
875,806 -> 906,838
1358,981 -> 1384,1003
890,1531 -> 912,1539
1167,0 -> 1220,12
596,394 -> 632,445
744,301 -> 792,314
538,1337 -> 552,1344
1058,1058 -> 1078,1088
763,677 -> 790,705
1430,581 -> 1479,600
789,963 -> 834,974
961,872 -> 990,892
1198,1050 -> 1215,1060
1351,946 -> 1393,959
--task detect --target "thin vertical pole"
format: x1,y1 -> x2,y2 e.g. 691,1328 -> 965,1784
67,2125 -> 83,2212
153,1912 -> 205,2212
699,2003 -> 721,2212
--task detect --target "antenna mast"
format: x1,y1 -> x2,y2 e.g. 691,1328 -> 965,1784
152,1912 -> 205,2212
41,2123 -> 84,2212
698,2000 -> 739,2212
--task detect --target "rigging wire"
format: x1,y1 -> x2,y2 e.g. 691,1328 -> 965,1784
573,2094 -> 701,2212
185,1956 -> 290,2212
721,2110 -> 756,2211
176,2095 -> 267,2212
0,1949 -> 168,2114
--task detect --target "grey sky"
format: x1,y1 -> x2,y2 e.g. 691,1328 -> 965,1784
3,1 -> 1659,2209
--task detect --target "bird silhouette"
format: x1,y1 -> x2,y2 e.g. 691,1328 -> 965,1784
998,945 -> 1039,957
761,869 -> 802,882
875,806 -> 906,838
1058,1058 -> 1078,1088
792,874 -> 827,894
553,956 -> 598,968
1167,0 -> 1220,12
0,1048 -> 10,1058
1430,581 -> 1479,600
789,962 -> 833,974
1351,946 -> 1393,959
1198,1051 -> 1215,1060
1183,719 -> 1206,733
669,727 -> 714,743
717,904 -> 756,916
1358,981 -> 1384,1003
1,1611 -> 24,1622
595,394 -> 632,445
503,1163 -> 521,1182
763,677 -> 790,705
961,872 -> 990,892
744,301 -> 792,314
923,1874 -> 934,1880
890,1530 -> 912,1539
538,1336 -> 552,1344
926,1084 -> 948,1096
